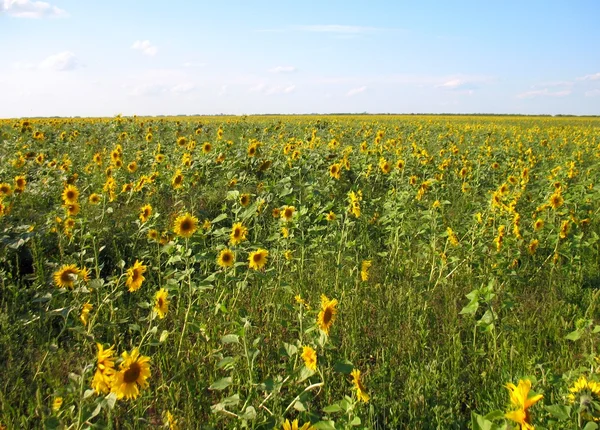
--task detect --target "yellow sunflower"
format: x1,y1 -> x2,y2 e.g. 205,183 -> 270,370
301,346 -> 317,371
504,379 -> 543,430
326,211 -> 336,222
80,303 -> 93,326
53,264 -> 80,288
240,193 -> 251,207
88,193 -> 101,204
317,295 -> 338,335
65,202 -> 80,217
229,222 -> 248,245
173,213 -> 198,238
92,343 -> 116,394
148,229 -> 159,242
217,248 -> 235,268
0,183 -> 12,197
202,142 -> 212,154
14,175 -> 26,192
567,375 -> 600,422
549,192 -> 564,209
248,248 -> 269,271
282,419 -> 315,430
139,204 -> 152,223
329,163 -> 341,180
351,368 -> 370,403
281,206 -> 295,222
171,169 -> 184,189
154,288 -> 169,319
126,260 -> 147,292
111,348 -> 151,400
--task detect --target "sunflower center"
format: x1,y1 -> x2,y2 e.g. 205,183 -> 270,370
181,220 -> 192,231
61,270 -> 75,283
323,308 -> 332,324
132,270 -> 141,282
123,362 -> 141,383
253,254 -> 262,263
222,253 -> 231,262
66,191 -> 75,199
157,297 -> 164,308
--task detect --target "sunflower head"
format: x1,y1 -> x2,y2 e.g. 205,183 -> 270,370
317,295 -> 338,335
229,222 -> 248,245
111,348 -> 151,400
126,260 -> 147,292
154,288 -> 169,319
248,248 -> 269,271
173,213 -> 198,238
240,193 -> 251,207
139,204 -> 153,223
281,206 -> 295,222
301,346 -> 317,371
53,264 -> 80,288
351,368 -> 369,403
217,248 -> 235,268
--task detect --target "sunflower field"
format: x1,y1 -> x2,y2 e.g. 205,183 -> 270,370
1,115 -> 600,429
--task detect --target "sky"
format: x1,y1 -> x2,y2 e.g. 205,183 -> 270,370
1,0 -> 599,117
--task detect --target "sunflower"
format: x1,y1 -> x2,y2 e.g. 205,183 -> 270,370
145,132 -> 153,142
301,346 -> 317,371
88,193 -> 101,204
111,348 -> 151,400
126,260 -> 147,292
229,222 -> 248,245
171,170 -> 184,189
317,295 -> 338,335
93,152 -> 102,166
326,211 -> 336,222
272,208 -> 281,218
282,419 -> 315,430
329,163 -> 341,180
528,239 -> 539,255
127,161 -> 138,173
240,193 -> 251,207
549,192 -> 564,209
64,217 -> 75,230
92,343 -> 116,394
14,175 -> 26,192
248,248 -> 269,271
360,260 -> 372,281
155,153 -> 165,163
147,229 -> 159,241
396,159 -> 405,170
281,206 -> 295,222
247,142 -> 258,157
567,375 -> 600,422
52,397 -> 63,412
79,266 -> 90,283
0,183 -> 12,197
504,379 -> 543,430
80,303 -> 93,326
351,369 -> 370,403
154,288 -> 169,319
533,218 -> 544,231
177,136 -> 187,147
379,158 -> 391,174
559,219 -> 570,239
139,204 -> 152,223
217,248 -> 235,268
173,213 -> 198,238
53,264 -> 80,288
65,202 -> 80,217
409,175 -> 418,186
202,142 -> 212,154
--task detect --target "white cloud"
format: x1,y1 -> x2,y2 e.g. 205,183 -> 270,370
576,73 -> 600,81
248,83 -> 266,93
269,66 -> 297,74
131,40 -> 158,56
283,84 -> 295,94
1,0 -> 67,18
585,89 -> 600,97
347,86 -> 367,96
517,89 -> 572,99
39,51 -> 80,71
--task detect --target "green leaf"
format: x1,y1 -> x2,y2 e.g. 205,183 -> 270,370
565,329 -> 583,341
217,357 -> 237,370
322,404 -> 342,414
545,404 -> 571,420
211,213 -> 227,224
583,422 -> 599,430
159,330 -> 169,342
104,392 -> 117,410
209,377 -> 232,390
460,300 -> 479,315
333,360 -> 353,374
240,406 -> 257,420
221,334 -> 240,344
313,420 -> 337,430
350,416 -> 361,426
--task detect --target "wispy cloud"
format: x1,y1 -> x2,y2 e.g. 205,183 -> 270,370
347,86 -> 367,96
13,51 -> 81,71
131,40 -> 158,57
517,89 -> 572,99
1,0 -> 68,18
269,66 -> 297,74
576,73 -> 600,81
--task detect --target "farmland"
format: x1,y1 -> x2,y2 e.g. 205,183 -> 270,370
1,114 -> 600,429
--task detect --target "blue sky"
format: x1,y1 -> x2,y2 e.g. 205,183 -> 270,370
1,0 -> 599,117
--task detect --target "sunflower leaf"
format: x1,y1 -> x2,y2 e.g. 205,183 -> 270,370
209,377 -> 233,391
